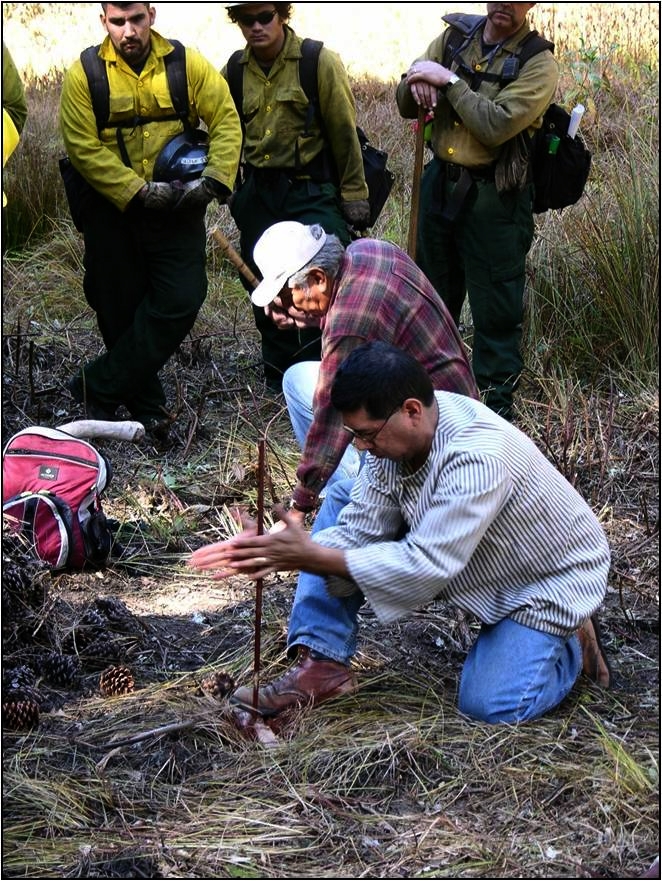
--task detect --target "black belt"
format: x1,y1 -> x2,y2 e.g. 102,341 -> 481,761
442,161 -> 495,182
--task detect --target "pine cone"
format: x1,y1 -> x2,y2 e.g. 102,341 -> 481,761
80,633 -> 123,668
38,651 -> 80,687
2,664 -> 37,692
64,608 -> 108,653
4,683 -> 44,707
2,558 -> 27,594
200,671 -> 236,700
99,665 -> 135,697
3,699 -> 40,730
2,533 -> 49,609
93,596 -> 141,633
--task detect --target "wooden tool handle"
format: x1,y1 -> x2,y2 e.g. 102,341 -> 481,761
211,228 -> 260,289
407,106 -> 427,260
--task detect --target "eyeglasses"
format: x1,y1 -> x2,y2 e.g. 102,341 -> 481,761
343,406 -> 399,446
235,9 -> 278,27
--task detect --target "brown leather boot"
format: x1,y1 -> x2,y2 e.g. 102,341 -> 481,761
577,615 -> 611,688
230,648 -> 357,717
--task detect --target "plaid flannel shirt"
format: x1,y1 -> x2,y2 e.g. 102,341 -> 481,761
291,239 -> 478,511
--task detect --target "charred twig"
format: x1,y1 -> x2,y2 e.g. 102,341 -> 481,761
28,340 -> 36,401
13,318 -> 21,377
92,717 -> 205,751
252,439 -> 266,711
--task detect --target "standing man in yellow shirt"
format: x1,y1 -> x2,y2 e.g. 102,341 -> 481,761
224,3 -> 369,391
397,3 -> 558,421
2,42 -> 28,211
61,2 -> 241,441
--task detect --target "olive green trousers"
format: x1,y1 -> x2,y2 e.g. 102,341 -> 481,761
417,158 -> 534,420
77,193 -> 207,422
231,172 -> 351,389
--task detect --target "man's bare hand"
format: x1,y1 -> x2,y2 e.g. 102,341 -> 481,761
269,506 -> 305,534
406,60 -> 455,110
187,507 -> 345,581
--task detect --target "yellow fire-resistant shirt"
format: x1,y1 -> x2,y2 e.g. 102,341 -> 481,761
60,30 -> 242,211
397,19 -> 559,169
222,26 -> 368,203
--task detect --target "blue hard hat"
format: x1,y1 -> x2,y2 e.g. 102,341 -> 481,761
153,129 -> 209,183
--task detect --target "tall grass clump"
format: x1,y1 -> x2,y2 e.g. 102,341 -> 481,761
3,73 -> 69,252
525,53 -> 659,395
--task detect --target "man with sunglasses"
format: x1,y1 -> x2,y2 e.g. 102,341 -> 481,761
223,3 -> 370,390
190,341 -> 611,724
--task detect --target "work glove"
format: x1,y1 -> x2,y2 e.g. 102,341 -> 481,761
342,198 -> 371,231
173,177 -> 230,212
139,181 -> 178,211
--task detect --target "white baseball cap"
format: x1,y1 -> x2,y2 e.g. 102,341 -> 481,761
251,222 -> 327,308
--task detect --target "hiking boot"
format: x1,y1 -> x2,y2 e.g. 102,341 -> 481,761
142,417 -> 172,443
577,615 -> 611,688
68,375 -> 117,421
230,647 -> 357,717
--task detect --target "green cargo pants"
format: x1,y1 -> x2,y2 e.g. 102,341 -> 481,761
78,192 -> 208,423
417,157 -> 534,420
231,170 -> 351,390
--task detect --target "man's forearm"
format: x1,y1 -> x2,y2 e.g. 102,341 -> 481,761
302,542 -> 349,578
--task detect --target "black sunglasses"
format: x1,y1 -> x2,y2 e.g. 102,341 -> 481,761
235,9 -> 278,27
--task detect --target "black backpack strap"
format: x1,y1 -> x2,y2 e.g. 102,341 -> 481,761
298,37 -> 323,135
517,30 -> 555,64
80,44 -> 107,134
226,48 -> 245,120
80,39 -> 190,135
297,37 -> 337,179
441,14 -> 486,69
163,39 -> 190,125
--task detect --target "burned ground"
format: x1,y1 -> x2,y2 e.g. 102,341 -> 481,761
2,282 -> 658,880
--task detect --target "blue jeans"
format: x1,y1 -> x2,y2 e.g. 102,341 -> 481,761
287,479 -> 583,724
282,362 -> 361,488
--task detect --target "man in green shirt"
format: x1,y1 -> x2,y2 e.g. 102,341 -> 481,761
224,3 -> 369,390
397,3 -> 558,420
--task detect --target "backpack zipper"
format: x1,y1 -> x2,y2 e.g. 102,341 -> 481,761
7,448 -> 100,468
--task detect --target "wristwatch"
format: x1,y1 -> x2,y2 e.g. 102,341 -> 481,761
447,73 -> 460,87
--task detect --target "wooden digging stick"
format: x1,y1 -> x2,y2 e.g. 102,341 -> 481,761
252,438 -> 266,712
407,105 -> 427,260
210,227 -> 260,290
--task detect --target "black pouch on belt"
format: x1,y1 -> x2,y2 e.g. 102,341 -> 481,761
440,165 -> 474,222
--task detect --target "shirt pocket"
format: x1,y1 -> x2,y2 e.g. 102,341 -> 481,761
153,84 -> 178,114
101,93 -> 137,146
108,92 -> 136,125
273,84 -> 311,137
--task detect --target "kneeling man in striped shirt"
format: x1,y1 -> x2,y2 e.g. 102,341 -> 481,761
190,341 -> 611,724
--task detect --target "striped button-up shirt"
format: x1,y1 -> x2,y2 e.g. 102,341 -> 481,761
291,239 -> 478,511
317,392 -> 610,636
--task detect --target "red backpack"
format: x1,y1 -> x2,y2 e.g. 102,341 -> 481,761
2,427 -> 113,570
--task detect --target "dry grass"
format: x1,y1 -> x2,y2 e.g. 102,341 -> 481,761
2,227 -> 659,878
3,3 -> 659,80
2,569 -> 659,880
